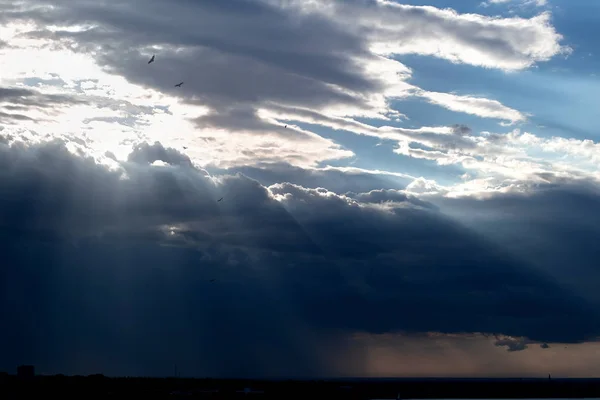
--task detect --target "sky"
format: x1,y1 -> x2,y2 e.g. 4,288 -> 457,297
1,0 -> 600,378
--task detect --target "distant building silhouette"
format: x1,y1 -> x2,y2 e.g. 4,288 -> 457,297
17,365 -> 34,379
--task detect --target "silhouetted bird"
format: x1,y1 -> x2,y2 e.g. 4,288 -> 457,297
209,279 -> 216,282
183,146 -> 188,149
175,82 -> 184,87
284,125 -> 287,128
217,197 -> 223,202
148,55 -> 155,64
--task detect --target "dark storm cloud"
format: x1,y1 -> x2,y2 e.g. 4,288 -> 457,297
433,185 -> 600,306
495,337 -> 531,352
2,139 -> 600,376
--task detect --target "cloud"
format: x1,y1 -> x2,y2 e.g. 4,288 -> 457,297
418,90 -> 527,124
432,183 -> 600,306
385,127 -> 600,195
494,336 -> 532,352
128,141 -> 195,168
451,124 -> 473,135
291,0 -> 569,70
260,105 -> 581,189
405,177 -> 448,194
345,188 -> 438,210
0,0 -> 573,204
215,163 -> 414,195
0,0 -> 564,173
1,8 -> 356,168
0,85 -> 88,124
2,139 -> 600,376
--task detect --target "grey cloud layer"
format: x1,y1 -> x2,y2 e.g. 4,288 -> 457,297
7,0 -> 375,114
0,86 -> 88,124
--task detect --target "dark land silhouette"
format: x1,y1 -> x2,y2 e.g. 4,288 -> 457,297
3,373 -> 600,399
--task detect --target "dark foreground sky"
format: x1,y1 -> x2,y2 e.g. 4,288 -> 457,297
1,0 -> 600,378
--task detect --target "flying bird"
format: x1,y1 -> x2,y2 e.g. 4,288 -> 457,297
183,146 -> 188,149
217,197 -> 223,202
209,279 -> 216,282
175,82 -> 184,87
148,55 -> 155,64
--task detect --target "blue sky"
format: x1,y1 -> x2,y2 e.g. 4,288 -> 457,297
2,0 -> 600,378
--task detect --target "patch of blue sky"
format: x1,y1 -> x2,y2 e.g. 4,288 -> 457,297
553,2 -> 600,70
22,76 -> 66,87
390,95 -> 507,133
297,122 -> 467,186
515,70 -> 600,140
396,51 -> 598,142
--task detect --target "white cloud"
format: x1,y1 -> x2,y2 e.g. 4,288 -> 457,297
292,0 -> 569,71
405,177 -> 448,195
417,90 -> 527,123
396,128 -> 600,198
